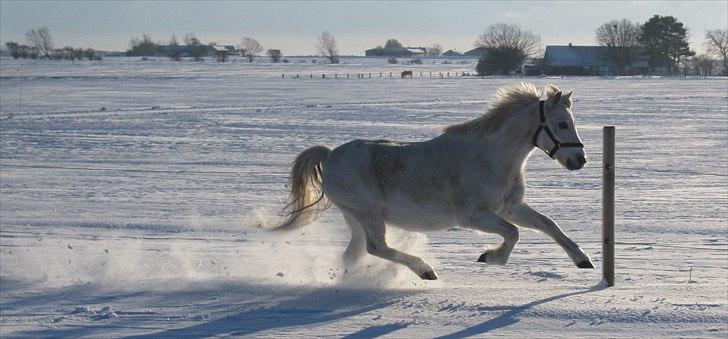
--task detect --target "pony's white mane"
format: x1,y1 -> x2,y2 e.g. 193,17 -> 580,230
445,83 -> 567,136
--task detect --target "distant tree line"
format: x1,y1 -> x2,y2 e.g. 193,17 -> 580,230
595,15 -> 726,76
471,15 -> 725,76
7,22 -> 724,75
5,27 -> 102,61
594,15 -> 726,76
592,15 -> 696,75
125,33 -> 293,63
5,28 -> 343,65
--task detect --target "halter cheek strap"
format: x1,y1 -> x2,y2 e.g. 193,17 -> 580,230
532,100 -> 584,158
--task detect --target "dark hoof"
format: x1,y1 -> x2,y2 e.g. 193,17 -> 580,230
477,253 -> 487,263
577,260 -> 595,269
419,270 -> 438,280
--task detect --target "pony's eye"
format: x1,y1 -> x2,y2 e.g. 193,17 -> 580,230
557,122 -> 568,129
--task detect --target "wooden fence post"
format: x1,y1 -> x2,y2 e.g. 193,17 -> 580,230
603,126 -> 615,287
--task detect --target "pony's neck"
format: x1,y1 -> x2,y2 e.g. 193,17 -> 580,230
487,101 -> 539,169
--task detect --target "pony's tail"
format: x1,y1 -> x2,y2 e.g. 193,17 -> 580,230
271,145 -> 332,231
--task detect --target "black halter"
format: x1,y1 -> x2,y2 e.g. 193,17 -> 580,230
532,100 -> 584,158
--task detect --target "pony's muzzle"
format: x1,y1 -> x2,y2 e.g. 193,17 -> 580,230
567,154 -> 587,170
577,155 -> 588,166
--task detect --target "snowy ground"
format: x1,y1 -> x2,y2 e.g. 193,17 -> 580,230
1,57 -> 726,337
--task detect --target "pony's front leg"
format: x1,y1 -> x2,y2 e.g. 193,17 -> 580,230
461,212 -> 520,266
502,203 -> 594,268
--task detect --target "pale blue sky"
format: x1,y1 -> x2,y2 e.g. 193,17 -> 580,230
1,1 -> 726,55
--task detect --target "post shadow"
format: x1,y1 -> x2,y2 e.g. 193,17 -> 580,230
437,284 -> 605,338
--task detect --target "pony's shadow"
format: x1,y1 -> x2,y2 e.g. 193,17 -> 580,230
128,286 -> 414,338
437,283 -> 607,338
11,282 -> 416,338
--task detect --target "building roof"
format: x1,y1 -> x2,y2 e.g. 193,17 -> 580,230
544,45 -> 608,67
464,47 -> 486,57
405,48 -> 426,55
544,45 -> 649,68
442,49 -> 463,56
365,46 -> 426,56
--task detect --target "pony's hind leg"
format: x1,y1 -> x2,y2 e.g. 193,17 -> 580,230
342,213 -> 366,267
353,212 -> 438,280
461,211 -> 520,266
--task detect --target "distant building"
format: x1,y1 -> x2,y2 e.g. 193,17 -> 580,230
211,45 -> 235,62
212,45 -> 236,54
365,46 -> 428,57
405,47 -> 427,56
543,44 -> 649,75
442,49 -> 463,57
521,58 -> 543,76
155,44 -> 236,58
464,47 -> 487,58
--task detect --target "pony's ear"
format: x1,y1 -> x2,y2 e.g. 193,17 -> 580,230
545,84 -> 561,97
548,91 -> 563,108
563,91 -> 573,108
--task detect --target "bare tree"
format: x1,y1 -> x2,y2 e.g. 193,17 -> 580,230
385,39 -> 403,49
317,31 -> 339,63
705,28 -> 727,75
239,37 -> 263,62
267,49 -> 282,63
429,43 -> 443,56
5,42 -> 20,59
168,34 -> 181,61
475,23 -> 538,75
185,33 -> 205,61
127,33 -> 158,56
595,19 -> 641,75
26,27 -> 53,59
691,54 -> 715,75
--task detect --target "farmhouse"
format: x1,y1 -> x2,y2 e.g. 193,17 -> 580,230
442,49 -> 463,57
364,46 -> 429,57
155,44 -> 236,58
211,45 -> 235,62
543,44 -> 649,75
464,47 -> 487,58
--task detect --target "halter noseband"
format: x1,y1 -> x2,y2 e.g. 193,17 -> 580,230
532,100 -> 584,158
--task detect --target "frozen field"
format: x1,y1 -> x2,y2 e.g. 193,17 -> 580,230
1,57 -> 726,337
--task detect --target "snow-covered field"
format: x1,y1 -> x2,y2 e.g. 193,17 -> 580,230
1,57 -> 726,337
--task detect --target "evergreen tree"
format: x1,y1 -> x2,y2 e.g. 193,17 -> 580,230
638,15 -> 694,74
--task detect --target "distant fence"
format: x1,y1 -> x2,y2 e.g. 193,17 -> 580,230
280,71 -> 482,80
280,73 -> 718,80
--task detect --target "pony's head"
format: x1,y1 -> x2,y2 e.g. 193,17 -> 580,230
534,85 -> 587,171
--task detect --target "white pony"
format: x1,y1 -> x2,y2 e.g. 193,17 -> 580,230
274,83 -> 593,280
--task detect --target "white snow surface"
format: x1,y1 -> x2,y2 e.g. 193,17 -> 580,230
1,57 -> 726,337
